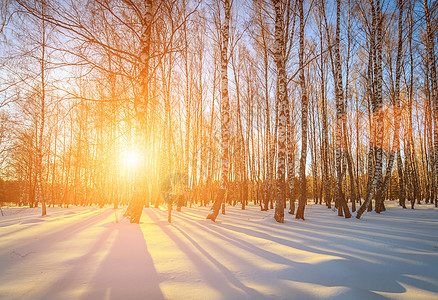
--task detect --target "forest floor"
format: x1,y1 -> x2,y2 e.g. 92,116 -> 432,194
0,201 -> 437,300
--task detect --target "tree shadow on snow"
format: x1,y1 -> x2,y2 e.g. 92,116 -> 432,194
144,208 -> 264,300
36,218 -> 164,300
164,208 -> 415,299
1,209 -> 116,277
144,206 -> 438,299
79,222 -> 165,300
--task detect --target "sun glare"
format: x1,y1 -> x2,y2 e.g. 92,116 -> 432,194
120,149 -> 141,170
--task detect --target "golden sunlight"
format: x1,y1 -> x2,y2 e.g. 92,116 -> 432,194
120,149 -> 142,171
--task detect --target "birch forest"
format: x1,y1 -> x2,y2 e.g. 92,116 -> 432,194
1,0 -> 437,223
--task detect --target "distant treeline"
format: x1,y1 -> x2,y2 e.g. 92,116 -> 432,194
0,179 -> 22,205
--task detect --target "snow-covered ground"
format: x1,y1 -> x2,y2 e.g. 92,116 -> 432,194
0,201 -> 437,300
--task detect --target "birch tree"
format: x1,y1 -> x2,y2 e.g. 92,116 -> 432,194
424,0 -> 438,208
207,0 -> 231,221
124,0 -> 154,223
316,0 -> 331,209
356,0 -> 385,219
333,0 -> 351,218
35,0 -> 47,216
296,0 -> 307,220
272,0 -> 287,223
374,0 -> 404,213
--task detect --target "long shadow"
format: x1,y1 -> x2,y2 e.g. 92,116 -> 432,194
0,225 -> 32,240
174,213 -> 297,266
172,223 -> 264,298
213,209 -> 426,251
80,222 -> 164,300
1,209 -> 116,274
214,222 -> 408,296
147,207 -> 438,298
175,212 -> 398,298
5,208 -> 114,247
298,211 -> 438,246
144,208 -> 264,299
35,224 -> 116,300
0,208 -> 106,239
154,209 -> 391,298
171,209 -> 407,296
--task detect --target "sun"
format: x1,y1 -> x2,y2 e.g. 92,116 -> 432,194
120,149 -> 141,170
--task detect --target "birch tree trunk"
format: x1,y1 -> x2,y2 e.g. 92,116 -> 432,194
184,15 -> 191,207
125,0 -> 153,223
375,0 -> 404,213
424,0 -> 438,207
296,0 -> 307,220
262,51 -> 272,211
334,0 -> 351,218
319,0 -> 332,209
356,0 -> 384,219
320,23 -> 330,208
36,0 -> 47,216
287,93 -> 295,214
272,0 -> 287,223
207,0 -> 231,221
343,0 -> 357,212
405,2 -> 416,209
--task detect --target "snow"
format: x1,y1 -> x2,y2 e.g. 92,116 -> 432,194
0,201 -> 437,300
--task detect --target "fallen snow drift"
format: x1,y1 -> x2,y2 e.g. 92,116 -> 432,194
0,202 -> 437,300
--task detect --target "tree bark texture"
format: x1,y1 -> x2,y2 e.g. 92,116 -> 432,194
207,0 -> 231,221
